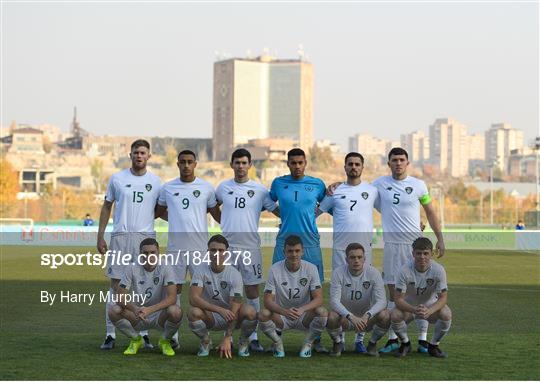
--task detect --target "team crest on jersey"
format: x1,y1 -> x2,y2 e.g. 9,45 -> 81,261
281,281 -> 288,286
304,185 -> 313,192
146,184 -> 152,191
247,190 -> 255,198
220,281 -> 228,289
426,278 -> 434,286
153,276 -> 159,285
345,283 -> 351,287
193,190 -> 201,198
405,187 -> 413,194
361,192 -> 369,200
363,281 -> 371,289
299,278 -> 308,287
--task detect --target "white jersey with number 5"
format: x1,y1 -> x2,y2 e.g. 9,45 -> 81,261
105,169 -> 161,233
190,265 -> 244,309
264,260 -> 321,310
372,175 -> 430,244
158,177 -> 217,251
216,179 -> 277,249
319,182 -> 379,251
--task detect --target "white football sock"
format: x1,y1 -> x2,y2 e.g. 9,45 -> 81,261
240,319 -> 258,340
163,320 -> 181,340
327,327 -> 342,343
391,320 -> 409,343
105,288 -> 116,338
415,318 -> 428,341
387,301 -> 398,340
259,320 -> 281,343
115,318 -> 138,339
305,316 -> 328,344
370,324 -> 387,344
431,319 -> 451,345
355,331 -> 365,343
247,297 -> 260,341
189,320 -> 209,340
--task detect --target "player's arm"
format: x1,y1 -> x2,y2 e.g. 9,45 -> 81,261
219,294 -> 242,359
420,291 -> 447,320
155,204 -> 168,221
140,283 -> 177,319
422,202 -> 445,257
367,274 -> 387,318
329,275 -> 351,318
115,284 -> 139,314
394,289 -> 417,314
208,205 -> 221,223
189,285 -> 234,319
97,200 -> 113,254
298,287 -> 323,314
263,290 -> 290,316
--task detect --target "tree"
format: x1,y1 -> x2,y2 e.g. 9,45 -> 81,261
0,159 -> 19,218
91,159 -> 105,193
309,145 -> 334,172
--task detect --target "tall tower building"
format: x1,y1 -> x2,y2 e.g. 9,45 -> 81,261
485,123 -> 524,173
429,118 -> 469,177
213,54 -> 313,161
400,130 -> 430,165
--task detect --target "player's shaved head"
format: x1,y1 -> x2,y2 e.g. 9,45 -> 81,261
412,237 -> 433,251
178,149 -> 197,161
287,148 -> 306,159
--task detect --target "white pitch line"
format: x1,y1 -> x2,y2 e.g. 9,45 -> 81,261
450,285 -> 540,293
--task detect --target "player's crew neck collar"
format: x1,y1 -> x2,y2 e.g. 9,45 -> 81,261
391,175 -> 409,182
128,168 -> 148,177
347,267 -> 365,278
178,177 -> 198,184
284,261 -> 301,274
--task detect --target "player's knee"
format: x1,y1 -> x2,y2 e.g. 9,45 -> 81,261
108,304 -> 123,321
315,306 -> 328,317
326,311 -> 340,328
390,308 -> 404,323
242,304 -> 257,321
167,305 -> 182,322
439,305 -> 452,321
258,308 -> 272,322
188,307 -> 204,321
376,309 -> 391,328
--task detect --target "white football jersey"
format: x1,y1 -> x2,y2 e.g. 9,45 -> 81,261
158,177 -> 217,251
372,175 -> 430,244
329,264 -> 386,318
395,261 -> 448,306
216,179 -> 277,249
264,260 -> 322,310
104,169 -> 161,233
119,263 -> 176,308
319,182 -> 379,251
190,264 -> 244,310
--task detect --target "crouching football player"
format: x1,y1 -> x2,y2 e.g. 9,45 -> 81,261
108,238 -> 182,356
188,234 -> 257,358
326,243 -> 390,357
259,235 -> 328,358
391,237 -> 452,358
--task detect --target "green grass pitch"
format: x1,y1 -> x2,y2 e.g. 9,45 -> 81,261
1,245 -> 539,380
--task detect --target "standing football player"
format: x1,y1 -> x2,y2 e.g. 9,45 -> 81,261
259,235 -> 328,358
215,148 -> 279,352
391,237 -> 452,358
155,149 -> 220,348
188,235 -> 258,358
326,242 -> 389,357
372,147 -> 445,354
108,238 -> 182,356
97,139 -> 162,350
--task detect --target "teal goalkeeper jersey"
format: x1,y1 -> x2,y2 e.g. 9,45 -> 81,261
269,175 -> 326,247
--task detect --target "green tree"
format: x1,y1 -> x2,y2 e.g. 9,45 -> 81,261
0,159 -> 19,217
309,145 -> 334,172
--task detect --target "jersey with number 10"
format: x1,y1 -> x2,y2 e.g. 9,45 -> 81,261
216,179 -> 277,249
270,175 -> 326,247
372,175 -> 430,244
105,169 -> 161,233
